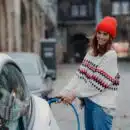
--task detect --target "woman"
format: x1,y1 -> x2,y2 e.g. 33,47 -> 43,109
58,16 -> 120,130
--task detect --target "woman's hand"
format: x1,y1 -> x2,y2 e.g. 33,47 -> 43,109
60,95 -> 76,105
56,91 -> 76,104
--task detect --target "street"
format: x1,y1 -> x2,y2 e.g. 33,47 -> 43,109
49,61 -> 130,130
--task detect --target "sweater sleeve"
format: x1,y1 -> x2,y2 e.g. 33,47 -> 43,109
59,50 -> 120,97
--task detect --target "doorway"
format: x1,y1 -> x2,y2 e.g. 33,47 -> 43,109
71,33 -> 89,63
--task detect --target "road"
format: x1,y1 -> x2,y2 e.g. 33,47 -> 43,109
49,61 -> 130,130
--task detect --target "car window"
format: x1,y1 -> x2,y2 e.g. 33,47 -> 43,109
0,63 -> 29,100
15,59 -> 39,75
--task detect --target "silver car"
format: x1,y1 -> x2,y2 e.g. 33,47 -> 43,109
7,52 -> 53,98
0,53 -> 60,130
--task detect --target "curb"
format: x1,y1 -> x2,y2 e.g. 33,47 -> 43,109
118,57 -> 130,62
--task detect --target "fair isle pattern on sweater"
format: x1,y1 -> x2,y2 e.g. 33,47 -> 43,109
59,50 -> 120,109
76,53 -> 120,92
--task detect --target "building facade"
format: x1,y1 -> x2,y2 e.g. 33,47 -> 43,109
0,0 -> 47,53
56,0 -> 130,63
57,0 -> 96,63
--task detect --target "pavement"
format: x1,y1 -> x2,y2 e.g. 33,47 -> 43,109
49,61 -> 130,130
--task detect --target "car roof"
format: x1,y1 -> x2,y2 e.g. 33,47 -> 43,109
7,52 -> 43,75
7,52 -> 39,58
7,52 -> 41,68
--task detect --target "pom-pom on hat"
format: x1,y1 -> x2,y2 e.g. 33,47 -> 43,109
96,16 -> 117,38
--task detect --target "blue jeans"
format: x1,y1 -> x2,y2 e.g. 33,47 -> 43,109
84,98 -> 113,130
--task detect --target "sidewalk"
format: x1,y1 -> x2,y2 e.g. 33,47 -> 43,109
113,116 -> 130,130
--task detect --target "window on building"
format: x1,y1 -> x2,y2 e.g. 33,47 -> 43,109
112,2 -> 121,15
112,1 -> 130,15
71,4 -> 87,17
122,2 -> 129,15
79,5 -> 87,16
71,5 -> 79,17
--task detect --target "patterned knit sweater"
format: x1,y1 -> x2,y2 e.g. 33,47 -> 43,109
60,50 -> 120,109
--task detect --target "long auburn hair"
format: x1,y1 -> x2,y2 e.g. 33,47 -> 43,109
89,33 -> 113,56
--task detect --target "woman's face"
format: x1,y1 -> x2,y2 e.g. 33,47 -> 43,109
96,31 -> 110,46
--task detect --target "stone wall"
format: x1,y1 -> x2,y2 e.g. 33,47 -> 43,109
0,0 -> 46,53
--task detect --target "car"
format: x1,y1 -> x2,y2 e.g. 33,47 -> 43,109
112,42 -> 129,58
7,52 -> 53,98
0,53 -> 60,130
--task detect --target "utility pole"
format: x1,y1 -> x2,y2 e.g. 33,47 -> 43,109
96,0 -> 102,25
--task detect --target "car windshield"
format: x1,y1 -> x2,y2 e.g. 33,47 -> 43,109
11,55 -> 40,75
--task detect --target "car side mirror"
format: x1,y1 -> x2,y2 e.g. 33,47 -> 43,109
45,71 -> 56,80
45,71 -> 52,79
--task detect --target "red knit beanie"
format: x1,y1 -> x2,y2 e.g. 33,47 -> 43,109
96,16 -> 117,38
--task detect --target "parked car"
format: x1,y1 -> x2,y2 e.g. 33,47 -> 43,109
0,53 -> 60,130
7,52 -> 53,98
112,41 -> 129,58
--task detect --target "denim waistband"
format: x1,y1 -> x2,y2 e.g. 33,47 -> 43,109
84,97 -> 102,109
